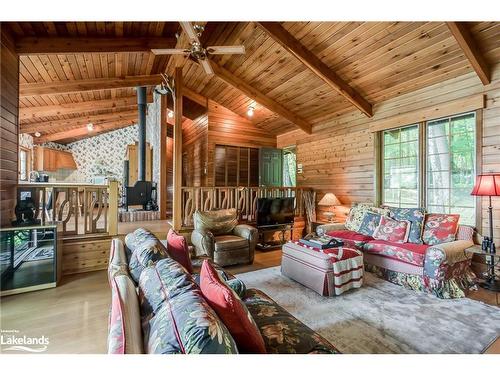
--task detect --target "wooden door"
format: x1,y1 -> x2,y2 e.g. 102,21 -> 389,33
259,148 -> 283,187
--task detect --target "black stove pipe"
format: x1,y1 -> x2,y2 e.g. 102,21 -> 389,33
136,86 -> 147,181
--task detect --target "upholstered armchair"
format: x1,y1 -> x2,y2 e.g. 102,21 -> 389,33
191,208 -> 258,267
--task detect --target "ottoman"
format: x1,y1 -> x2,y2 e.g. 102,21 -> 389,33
281,241 -> 364,296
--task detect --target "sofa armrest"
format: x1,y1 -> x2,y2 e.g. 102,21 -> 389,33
191,229 -> 215,258
316,223 -> 346,236
233,224 -> 258,263
423,239 -> 474,279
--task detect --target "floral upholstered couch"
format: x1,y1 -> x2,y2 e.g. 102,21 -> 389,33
107,228 -> 339,354
317,204 -> 476,299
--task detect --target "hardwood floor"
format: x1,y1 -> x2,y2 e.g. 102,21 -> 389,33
1,248 -> 498,354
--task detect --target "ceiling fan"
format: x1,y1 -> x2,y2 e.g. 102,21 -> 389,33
151,22 -> 246,75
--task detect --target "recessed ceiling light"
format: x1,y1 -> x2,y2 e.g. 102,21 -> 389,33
34,132 -> 41,137
87,123 -> 94,131
247,105 -> 255,117
168,111 -> 174,119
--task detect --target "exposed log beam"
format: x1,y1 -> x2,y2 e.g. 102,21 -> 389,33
446,22 -> 490,85
210,62 -> 312,134
20,75 -> 163,97
257,22 -> 373,117
20,110 -> 138,133
15,36 -> 176,55
20,94 -> 152,121
34,118 -> 137,144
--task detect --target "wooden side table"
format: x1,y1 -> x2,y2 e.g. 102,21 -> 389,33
466,245 -> 500,305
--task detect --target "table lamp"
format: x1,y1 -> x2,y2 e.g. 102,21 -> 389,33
318,193 -> 341,223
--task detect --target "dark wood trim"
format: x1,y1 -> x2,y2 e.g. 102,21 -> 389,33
475,109 -> 483,231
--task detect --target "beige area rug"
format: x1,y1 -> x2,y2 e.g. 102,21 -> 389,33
237,266 -> 500,354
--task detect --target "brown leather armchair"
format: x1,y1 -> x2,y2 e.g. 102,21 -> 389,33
190,208 -> 258,267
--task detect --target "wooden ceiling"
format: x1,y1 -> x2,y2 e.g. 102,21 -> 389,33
5,21 -> 500,143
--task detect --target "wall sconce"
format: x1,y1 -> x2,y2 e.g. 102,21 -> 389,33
168,110 -> 174,119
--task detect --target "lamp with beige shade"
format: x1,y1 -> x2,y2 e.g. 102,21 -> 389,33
318,193 -> 341,223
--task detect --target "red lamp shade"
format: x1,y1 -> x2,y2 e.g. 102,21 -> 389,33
471,174 -> 500,196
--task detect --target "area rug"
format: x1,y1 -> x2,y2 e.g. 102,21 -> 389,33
237,266 -> 500,354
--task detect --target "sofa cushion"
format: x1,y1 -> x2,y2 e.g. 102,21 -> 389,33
108,273 -> 143,354
193,209 -> 238,235
357,212 -> 382,236
128,240 -> 169,285
139,258 -> 238,354
386,207 -> 425,244
200,260 -> 266,354
166,229 -> 193,273
243,289 -> 339,354
345,203 -> 372,232
364,240 -> 430,266
125,228 -> 167,254
373,216 -> 411,243
326,230 -> 373,250
108,239 -> 130,281
214,235 -> 248,252
422,213 -> 460,245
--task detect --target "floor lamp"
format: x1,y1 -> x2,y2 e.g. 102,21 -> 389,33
471,173 -> 500,291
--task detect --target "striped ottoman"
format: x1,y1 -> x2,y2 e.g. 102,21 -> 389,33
281,241 -> 364,296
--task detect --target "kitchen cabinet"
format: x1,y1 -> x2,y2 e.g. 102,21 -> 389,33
34,147 -> 77,171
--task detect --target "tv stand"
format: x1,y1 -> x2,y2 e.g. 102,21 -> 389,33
256,224 -> 293,250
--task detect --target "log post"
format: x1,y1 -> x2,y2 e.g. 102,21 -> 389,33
172,68 -> 183,230
159,94 -> 168,220
107,180 -> 119,235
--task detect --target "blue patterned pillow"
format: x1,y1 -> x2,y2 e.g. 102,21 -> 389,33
357,212 -> 382,236
386,207 -> 425,244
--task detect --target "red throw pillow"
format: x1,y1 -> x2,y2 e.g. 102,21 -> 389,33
200,260 -> 266,354
373,216 -> 411,243
166,229 -> 193,274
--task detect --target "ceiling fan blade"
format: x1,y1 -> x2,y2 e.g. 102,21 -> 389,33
206,45 -> 246,55
200,59 -> 214,75
151,48 -> 189,55
179,22 -> 200,44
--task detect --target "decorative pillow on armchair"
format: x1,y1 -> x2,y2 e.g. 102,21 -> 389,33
422,213 -> 460,245
373,216 -> 411,243
193,209 -> 238,235
345,203 -> 372,232
357,212 -> 382,236
385,207 -> 425,244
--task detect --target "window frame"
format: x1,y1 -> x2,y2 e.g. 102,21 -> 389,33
376,110 -> 481,228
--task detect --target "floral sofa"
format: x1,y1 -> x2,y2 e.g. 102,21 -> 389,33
317,204 -> 476,299
107,228 -> 339,354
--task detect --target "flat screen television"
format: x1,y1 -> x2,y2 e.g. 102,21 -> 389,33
256,197 -> 295,227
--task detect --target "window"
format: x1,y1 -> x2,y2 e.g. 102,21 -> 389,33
283,147 -> 297,187
379,111 -> 477,225
426,113 -> 476,225
382,125 -> 419,208
19,148 -> 30,181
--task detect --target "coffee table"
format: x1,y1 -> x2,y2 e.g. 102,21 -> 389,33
281,241 -> 364,296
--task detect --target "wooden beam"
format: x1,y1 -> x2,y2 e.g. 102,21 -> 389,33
20,110 -> 138,133
257,22 -> 373,117
34,118 -> 137,143
19,94 -> 151,121
159,94 -> 168,220
15,36 -> 176,55
446,22 -> 490,85
20,75 -> 163,97
210,62 -> 312,134
172,67 -> 183,230
183,86 -> 208,107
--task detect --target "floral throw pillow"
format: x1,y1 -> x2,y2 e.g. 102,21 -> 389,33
386,207 -> 426,244
345,203 -> 372,232
373,216 -> 411,243
357,212 -> 382,236
422,213 -> 460,245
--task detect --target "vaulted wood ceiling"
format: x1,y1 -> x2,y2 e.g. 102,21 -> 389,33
5,21 -> 500,143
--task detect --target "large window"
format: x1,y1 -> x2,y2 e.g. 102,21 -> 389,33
426,113 -> 476,225
382,125 -> 419,208
380,112 -> 477,225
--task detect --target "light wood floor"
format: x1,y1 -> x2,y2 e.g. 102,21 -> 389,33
1,248 -> 498,354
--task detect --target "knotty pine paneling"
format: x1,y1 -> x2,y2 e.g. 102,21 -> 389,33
278,65 -> 500,242
206,101 -> 276,186
182,114 -> 208,187
1,26 -> 19,225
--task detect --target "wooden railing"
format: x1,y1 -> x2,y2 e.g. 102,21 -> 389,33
16,181 -> 118,238
180,186 -> 310,228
